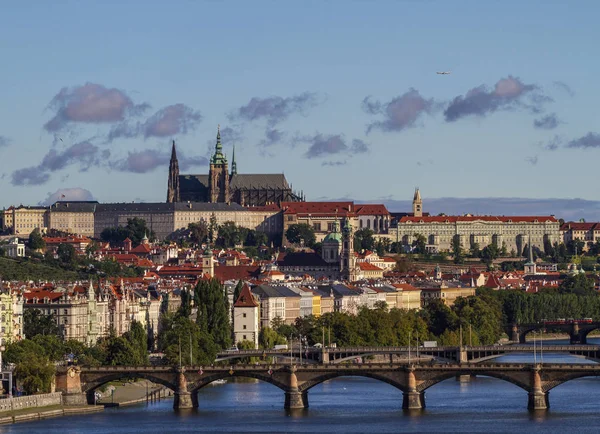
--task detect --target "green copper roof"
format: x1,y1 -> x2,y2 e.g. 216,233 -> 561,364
211,125 -> 228,165
323,220 -> 341,243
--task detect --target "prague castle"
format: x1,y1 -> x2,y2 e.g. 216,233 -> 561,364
167,126 -> 304,207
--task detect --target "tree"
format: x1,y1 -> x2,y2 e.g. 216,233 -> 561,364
208,213 -> 219,243
194,278 -> 232,349
354,228 -> 375,252
158,313 -> 217,366
28,229 -> 45,250
559,273 -> 595,296
470,242 -> 481,258
285,224 -> 316,248
217,221 -> 241,248
122,321 -> 149,365
245,230 -> 268,247
57,243 -> 76,265
233,280 -> 244,305
100,218 -> 155,247
24,309 -> 60,338
258,327 -> 286,349
452,236 -> 464,264
412,233 -> 427,255
188,221 -> 209,246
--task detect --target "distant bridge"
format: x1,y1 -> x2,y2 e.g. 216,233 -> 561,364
55,363 -> 600,411
506,322 -> 600,344
216,345 -> 600,364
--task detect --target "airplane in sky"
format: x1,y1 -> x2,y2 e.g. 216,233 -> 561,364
436,71 -> 451,75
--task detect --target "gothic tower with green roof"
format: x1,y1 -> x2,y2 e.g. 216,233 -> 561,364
209,125 -> 230,203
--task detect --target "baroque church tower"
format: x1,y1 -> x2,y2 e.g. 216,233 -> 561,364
166,140 -> 180,203
209,125 -> 230,203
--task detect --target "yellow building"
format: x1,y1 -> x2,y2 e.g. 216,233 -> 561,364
12,206 -> 48,236
47,202 -> 97,236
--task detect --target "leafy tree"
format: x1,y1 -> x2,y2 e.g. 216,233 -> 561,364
24,309 -> 60,338
258,327 -> 286,349
559,273 -> 595,296
100,218 -> 155,247
217,221 -> 241,248
15,358 -> 55,394
412,233 -> 427,255
188,221 -> 209,246
57,243 -> 77,265
452,236 -> 464,264
233,280 -> 244,305
285,224 -> 316,248
470,242 -> 481,258
354,228 -> 375,252
245,230 -> 268,247
158,313 -> 217,366
421,299 -> 458,337
208,213 -> 219,243
194,278 -> 232,349
85,241 -> 99,257
122,321 -> 149,365
28,229 -> 45,250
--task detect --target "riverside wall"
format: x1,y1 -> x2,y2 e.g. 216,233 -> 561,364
0,392 -> 62,412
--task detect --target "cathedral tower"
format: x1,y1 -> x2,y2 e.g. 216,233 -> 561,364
166,140 -> 180,203
209,126 -> 230,203
412,188 -> 422,217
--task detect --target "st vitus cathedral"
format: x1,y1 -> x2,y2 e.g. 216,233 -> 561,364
167,126 -> 304,207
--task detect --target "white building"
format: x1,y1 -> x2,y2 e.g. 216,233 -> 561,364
233,284 -> 259,348
6,239 -> 25,258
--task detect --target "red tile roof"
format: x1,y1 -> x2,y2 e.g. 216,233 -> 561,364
281,201 -> 355,216
355,204 -> 390,216
234,283 -> 259,308
358,262 -> 383,271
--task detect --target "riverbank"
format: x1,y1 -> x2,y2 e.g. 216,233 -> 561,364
0,404 -> 103,425
97,379 -> 171,407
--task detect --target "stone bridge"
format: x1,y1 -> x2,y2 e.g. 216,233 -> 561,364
55,363 -> 600,411
216,345 -> 600,364
506,322 -> 600,344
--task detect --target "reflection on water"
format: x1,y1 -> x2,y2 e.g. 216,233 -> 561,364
4,350 -> 600,433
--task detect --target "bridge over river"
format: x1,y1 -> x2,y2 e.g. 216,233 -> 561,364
56,363 -> 600,412
215,345 -> 600,364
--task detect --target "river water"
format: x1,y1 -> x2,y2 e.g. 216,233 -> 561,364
4,339 -> 600,433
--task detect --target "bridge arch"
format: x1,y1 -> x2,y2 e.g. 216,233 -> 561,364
415,370 -> 531,393
297,371 -> 406,393
541,372 -> 600,393
189,372 -> 289,393
80,371 -> 178,404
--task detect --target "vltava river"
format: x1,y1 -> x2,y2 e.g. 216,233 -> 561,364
5,342 -> 600,433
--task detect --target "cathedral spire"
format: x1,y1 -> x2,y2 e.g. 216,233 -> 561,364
166,140 -> 180,203
211,125 -> 227,165
170,139 -> 177,160
231,145 -> 237,176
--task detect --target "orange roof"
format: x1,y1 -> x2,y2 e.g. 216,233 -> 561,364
234,283 -> 259,308
358,262 -> 383,271
355,204 -> 390,216
281,201 -> 355,216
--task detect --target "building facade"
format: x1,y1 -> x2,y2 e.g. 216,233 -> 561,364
390,215 -> 560,254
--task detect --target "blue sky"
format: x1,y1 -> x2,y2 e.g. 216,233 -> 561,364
1,1 -> 600,218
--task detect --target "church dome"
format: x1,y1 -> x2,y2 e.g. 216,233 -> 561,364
323,232 -> 342,244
